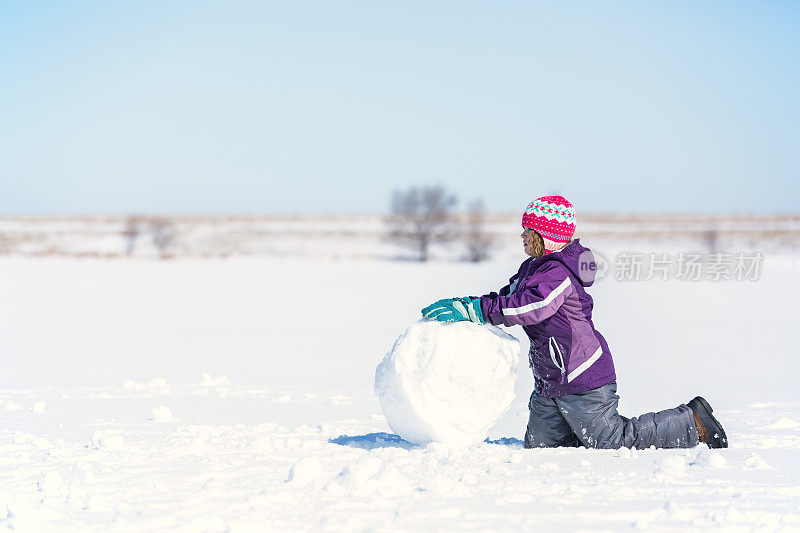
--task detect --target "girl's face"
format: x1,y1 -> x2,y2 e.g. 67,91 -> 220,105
521,227 -> 545,258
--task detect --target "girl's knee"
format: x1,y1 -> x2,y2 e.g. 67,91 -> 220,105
574,419 -> 627,449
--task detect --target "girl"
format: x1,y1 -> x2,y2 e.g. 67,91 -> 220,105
421,195 -> 727,449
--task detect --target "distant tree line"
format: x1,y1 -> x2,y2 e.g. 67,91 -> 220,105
387,185 -> 494,262
122,192 -> 493,262
123,216 -> 176,259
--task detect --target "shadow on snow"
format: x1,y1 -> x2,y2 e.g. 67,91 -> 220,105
329,433 -> 524,450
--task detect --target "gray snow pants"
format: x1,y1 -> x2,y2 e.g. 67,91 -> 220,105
524,382 -> 699,449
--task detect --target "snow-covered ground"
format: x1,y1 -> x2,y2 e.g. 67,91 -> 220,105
1,230 -> 799,531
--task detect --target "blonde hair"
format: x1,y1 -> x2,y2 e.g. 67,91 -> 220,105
532,231 -> 545,258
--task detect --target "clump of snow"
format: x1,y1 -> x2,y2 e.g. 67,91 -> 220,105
663,500 -> 695,521
150,406 -> 174,422
286,457 -> 323,486
271,394 -> 292,403
691,448 -> 727,469
617,447 -> 639,458
32,401 -> 46,413
338,455 -> 384,487
14,431 -> 48,449
717,506 -> 746,523
123,377 -> 172,393
91,430 -> 124,451
201,373 -> 231,387
37,471 -> 63,492
2,400 -> 23,411
374,321 -> 519,446
656,456 -> 686,477
766,417 -> 800,429
326,394 -> 352,406
148,377 -> 168,389
248,436 -> 274,452
742,452 -> 771,470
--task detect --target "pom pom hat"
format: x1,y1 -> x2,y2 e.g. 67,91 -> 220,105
522,195 -> 576,254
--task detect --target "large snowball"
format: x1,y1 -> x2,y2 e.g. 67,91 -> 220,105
374,320 -> 519,446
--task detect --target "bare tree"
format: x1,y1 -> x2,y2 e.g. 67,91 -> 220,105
463,199 -> 493,262
703,229 -> 719,255
122,215 -> 143,256
151,218 -> 177,259
388,185 -> 457,261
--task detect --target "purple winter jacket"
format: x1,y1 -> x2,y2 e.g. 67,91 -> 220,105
479,239 -> 616,398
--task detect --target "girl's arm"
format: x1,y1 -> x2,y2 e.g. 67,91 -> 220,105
480,262 -> 575,326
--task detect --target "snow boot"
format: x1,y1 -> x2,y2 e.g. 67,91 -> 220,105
688,396 -> 728,448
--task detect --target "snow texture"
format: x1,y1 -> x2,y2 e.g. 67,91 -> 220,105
375,321 -> 519,446
0,232 -> 799,531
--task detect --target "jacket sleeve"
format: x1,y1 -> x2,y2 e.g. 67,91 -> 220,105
480,263 -> 574,326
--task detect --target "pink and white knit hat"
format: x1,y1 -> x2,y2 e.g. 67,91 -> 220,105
522,195 -> 576,254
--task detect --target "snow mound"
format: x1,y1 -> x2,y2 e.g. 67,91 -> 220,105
374,320 -> 519,446
150,406 -> 174,422
691,448 -> 727,469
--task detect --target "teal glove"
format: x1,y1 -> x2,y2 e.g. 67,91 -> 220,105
421,297 -> 484,324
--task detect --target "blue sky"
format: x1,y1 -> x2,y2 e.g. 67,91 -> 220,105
1,1 -> 798,214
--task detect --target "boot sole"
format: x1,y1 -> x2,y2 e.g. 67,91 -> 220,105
689,396 -> 728,448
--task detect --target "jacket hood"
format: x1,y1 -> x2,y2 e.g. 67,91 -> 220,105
539,239 -> 598,287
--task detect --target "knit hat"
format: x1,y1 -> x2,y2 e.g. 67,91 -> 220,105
522,195 -> 576,254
